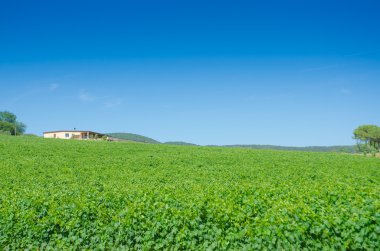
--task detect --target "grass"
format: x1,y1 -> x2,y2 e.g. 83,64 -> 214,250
0,135 -> 379,249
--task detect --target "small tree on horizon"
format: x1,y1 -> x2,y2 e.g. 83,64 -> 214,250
353,124 -> 380,156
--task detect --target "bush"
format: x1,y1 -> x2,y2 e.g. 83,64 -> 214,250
0,130 -> 11,135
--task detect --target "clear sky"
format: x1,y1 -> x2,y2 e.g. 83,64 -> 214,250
1,0 -> 379,146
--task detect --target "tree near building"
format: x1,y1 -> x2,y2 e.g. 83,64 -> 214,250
0,111 -> 26,135
353,124 -> 380,156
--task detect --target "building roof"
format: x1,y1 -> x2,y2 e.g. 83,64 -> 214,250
43,130 -> 106,136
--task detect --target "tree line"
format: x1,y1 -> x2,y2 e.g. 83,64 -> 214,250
353,124 -> 380,156
0,111 -> 26,135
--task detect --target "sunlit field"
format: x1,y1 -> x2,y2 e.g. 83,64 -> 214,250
0,135 -> 379,249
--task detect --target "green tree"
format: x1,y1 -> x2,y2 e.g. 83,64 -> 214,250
353,124 -> 380,156
370,126 -> 380,151
0,111 -> 17,123
0,111 -> 26,135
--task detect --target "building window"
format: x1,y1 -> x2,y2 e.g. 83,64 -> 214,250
53,134 -> 56,138
65,133 -> 70,138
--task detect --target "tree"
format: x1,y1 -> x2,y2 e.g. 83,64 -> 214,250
0,111 -> 16,123
370,126 -> 380,151
0,121 -> 14,135
353,124 -> 380,156
0,111 -> 26,135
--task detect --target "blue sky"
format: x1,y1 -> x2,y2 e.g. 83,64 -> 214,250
1,0 -> 379,146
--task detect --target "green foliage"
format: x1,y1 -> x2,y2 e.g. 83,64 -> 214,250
0,129 -> 11,135
0,111 -> 17,123
108,132 -> 160,144
0,121 -> 14,134
354,125 -> 380,156
0,135 -> 379,249
0,111 -> 26,135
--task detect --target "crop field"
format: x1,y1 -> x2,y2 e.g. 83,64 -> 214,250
0,135 -> 379,250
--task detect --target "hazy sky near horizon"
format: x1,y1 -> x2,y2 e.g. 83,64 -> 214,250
1,0 -> 380,146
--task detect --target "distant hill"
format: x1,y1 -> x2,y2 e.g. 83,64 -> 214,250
218,145 -> 357,153
108,132 -> 356,153
164,141 -> 198,146
107,133 -> 160,144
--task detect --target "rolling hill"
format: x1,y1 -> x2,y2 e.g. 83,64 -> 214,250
108,133 -> 197,146
107,132 -> 160,144
163,141 -> 198,146
108,132 -> 357,153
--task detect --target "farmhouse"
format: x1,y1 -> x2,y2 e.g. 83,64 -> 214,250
43,130 -> 107,140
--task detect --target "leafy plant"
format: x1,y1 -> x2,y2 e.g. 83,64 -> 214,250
0,135 -> 379,249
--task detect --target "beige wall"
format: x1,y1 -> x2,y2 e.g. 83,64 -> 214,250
44,131 -> 87,139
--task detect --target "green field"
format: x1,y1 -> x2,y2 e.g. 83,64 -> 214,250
0,135 -> 379,249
